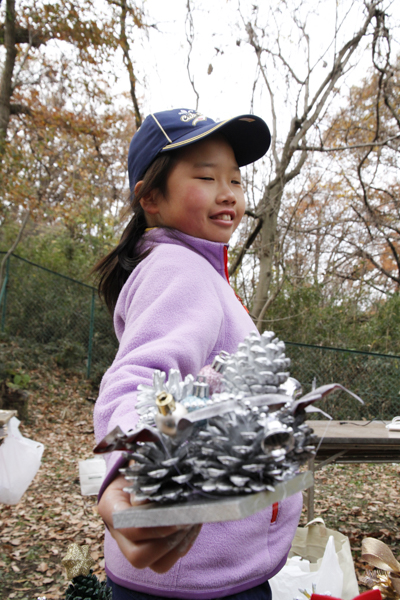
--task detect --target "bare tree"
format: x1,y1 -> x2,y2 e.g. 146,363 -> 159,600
324,54 -> 400,295
284,19 -> 400,299
230,0 -> 397,329
108,0 -> 145,128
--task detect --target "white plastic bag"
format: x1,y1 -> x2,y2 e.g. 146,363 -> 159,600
269,536 -> 343,600
0,417 -> 44,505
288,518 -> 359,600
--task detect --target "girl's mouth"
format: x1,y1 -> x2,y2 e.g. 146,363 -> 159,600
210,213 -> 234,222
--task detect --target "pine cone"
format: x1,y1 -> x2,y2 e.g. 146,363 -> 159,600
121,428 -> 195,503
122,403 -> 316,503
109,331 -> 316,504
65,571 -> 112,600
219,330 -> 291,396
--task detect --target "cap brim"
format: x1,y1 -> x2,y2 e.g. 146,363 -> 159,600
160,114 -> 271,167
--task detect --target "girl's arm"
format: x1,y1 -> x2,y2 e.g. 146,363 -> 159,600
94,244 -> 224,445
95,246 -> 222,570
98,475 -> 201,573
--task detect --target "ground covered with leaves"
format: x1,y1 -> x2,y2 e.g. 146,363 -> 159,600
1,365 -> 399,599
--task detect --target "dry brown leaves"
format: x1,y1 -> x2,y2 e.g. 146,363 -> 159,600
1,365 -> 400,599
299,461 -> 400,591
0,367 -> 104,600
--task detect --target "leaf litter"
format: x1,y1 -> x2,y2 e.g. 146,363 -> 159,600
0,365 -> 399,598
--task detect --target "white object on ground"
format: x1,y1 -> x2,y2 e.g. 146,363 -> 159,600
0,416 -> 44,505
79,457 -> 107,496
269,536 -> 343,600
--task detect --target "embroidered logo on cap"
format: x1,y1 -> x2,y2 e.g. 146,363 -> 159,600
178,109 -> 207,126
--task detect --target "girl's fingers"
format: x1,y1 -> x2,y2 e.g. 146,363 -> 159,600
111,525 -> 194,570
117,524 -> 185,542
150,524 -> 202,574
98,475 -> 180,541
176,524 -> 202,556
98,474 -> 202,571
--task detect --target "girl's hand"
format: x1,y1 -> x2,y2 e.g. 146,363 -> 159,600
98,474 -> 202,573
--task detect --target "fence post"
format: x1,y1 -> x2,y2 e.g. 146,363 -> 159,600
0,256 -> 10,332
87,288 -> 96,378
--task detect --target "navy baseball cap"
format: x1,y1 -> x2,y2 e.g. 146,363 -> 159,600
128,108 -> 271,190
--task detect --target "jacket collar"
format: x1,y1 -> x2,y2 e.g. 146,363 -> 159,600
141,228 -> 229,282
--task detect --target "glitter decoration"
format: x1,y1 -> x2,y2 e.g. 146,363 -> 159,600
134,331 -> 291,428
197,365 -> 224,395
181,376 -> 211,412
62,544 -> 96,580
94,331 -> 363,505
360,537 -> 400,598
136,369 -> 194,426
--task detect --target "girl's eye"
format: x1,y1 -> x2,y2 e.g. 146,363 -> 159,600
198,177 -> 214,181
232,179 -> 242,185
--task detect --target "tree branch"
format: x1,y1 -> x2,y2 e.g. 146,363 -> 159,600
295,133 -> 400,152
255,272 -> 287,331
0,0 -> 17,159
185,0 -> 199,110
0,25 -> 48,47
228,217 -> 263,277
10,102 -> 32,115
290,1 -> 381,150
119,0 -> 142,128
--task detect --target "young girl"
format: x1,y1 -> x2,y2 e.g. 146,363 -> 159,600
94,108 -> 303,600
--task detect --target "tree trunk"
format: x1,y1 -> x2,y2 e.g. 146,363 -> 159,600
252,179 -> 284,317
119,0 -> 142,129
0,0 -> 17,159
243,1 -> 382,326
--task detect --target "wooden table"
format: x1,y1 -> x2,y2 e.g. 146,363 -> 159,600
305,420 -> 400,520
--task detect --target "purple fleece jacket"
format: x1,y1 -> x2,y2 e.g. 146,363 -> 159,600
94,228 -> 302,599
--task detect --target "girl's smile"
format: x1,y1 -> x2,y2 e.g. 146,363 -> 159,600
138,135 -> 246,244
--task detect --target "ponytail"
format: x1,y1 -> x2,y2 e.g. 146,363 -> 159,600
93,151 -> 178,314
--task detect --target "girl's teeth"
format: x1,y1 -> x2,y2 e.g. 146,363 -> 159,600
219,214 -> 232,221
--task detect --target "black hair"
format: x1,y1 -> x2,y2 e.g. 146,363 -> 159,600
93,152 -> 179,314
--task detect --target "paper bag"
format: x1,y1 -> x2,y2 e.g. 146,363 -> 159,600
79,457 -> 106,495
270,535 -> 343,600
270,518 -> 359,600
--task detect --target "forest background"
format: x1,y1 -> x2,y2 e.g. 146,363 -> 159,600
1,3 -> 400,597
1,0 -> 400,362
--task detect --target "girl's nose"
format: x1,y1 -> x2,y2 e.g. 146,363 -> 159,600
216,184 -> 236,204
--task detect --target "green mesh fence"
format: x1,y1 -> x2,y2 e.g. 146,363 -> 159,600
1,252 -> 400,418
0,252 -> 118,380
286,342 -> 400,420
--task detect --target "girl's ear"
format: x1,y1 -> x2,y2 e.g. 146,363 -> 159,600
135,181 -> 160,216
134,180 -> 143,197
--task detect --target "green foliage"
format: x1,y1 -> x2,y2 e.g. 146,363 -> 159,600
259,282 -> 400,419
287,343 -> 400,420
7,371 -> 30,390
0,339 -> 31,389
0,220 -> 116,283
55,341 -> 87,371
264,281 -> 400,356
0,254 -> 118,382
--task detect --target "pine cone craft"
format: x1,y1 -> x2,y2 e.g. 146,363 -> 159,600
65,571 -> 112,600
62,544 -> 112,600
94,331 -> 363,505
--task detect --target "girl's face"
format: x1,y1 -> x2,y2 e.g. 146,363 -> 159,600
138,135 -> 246,243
